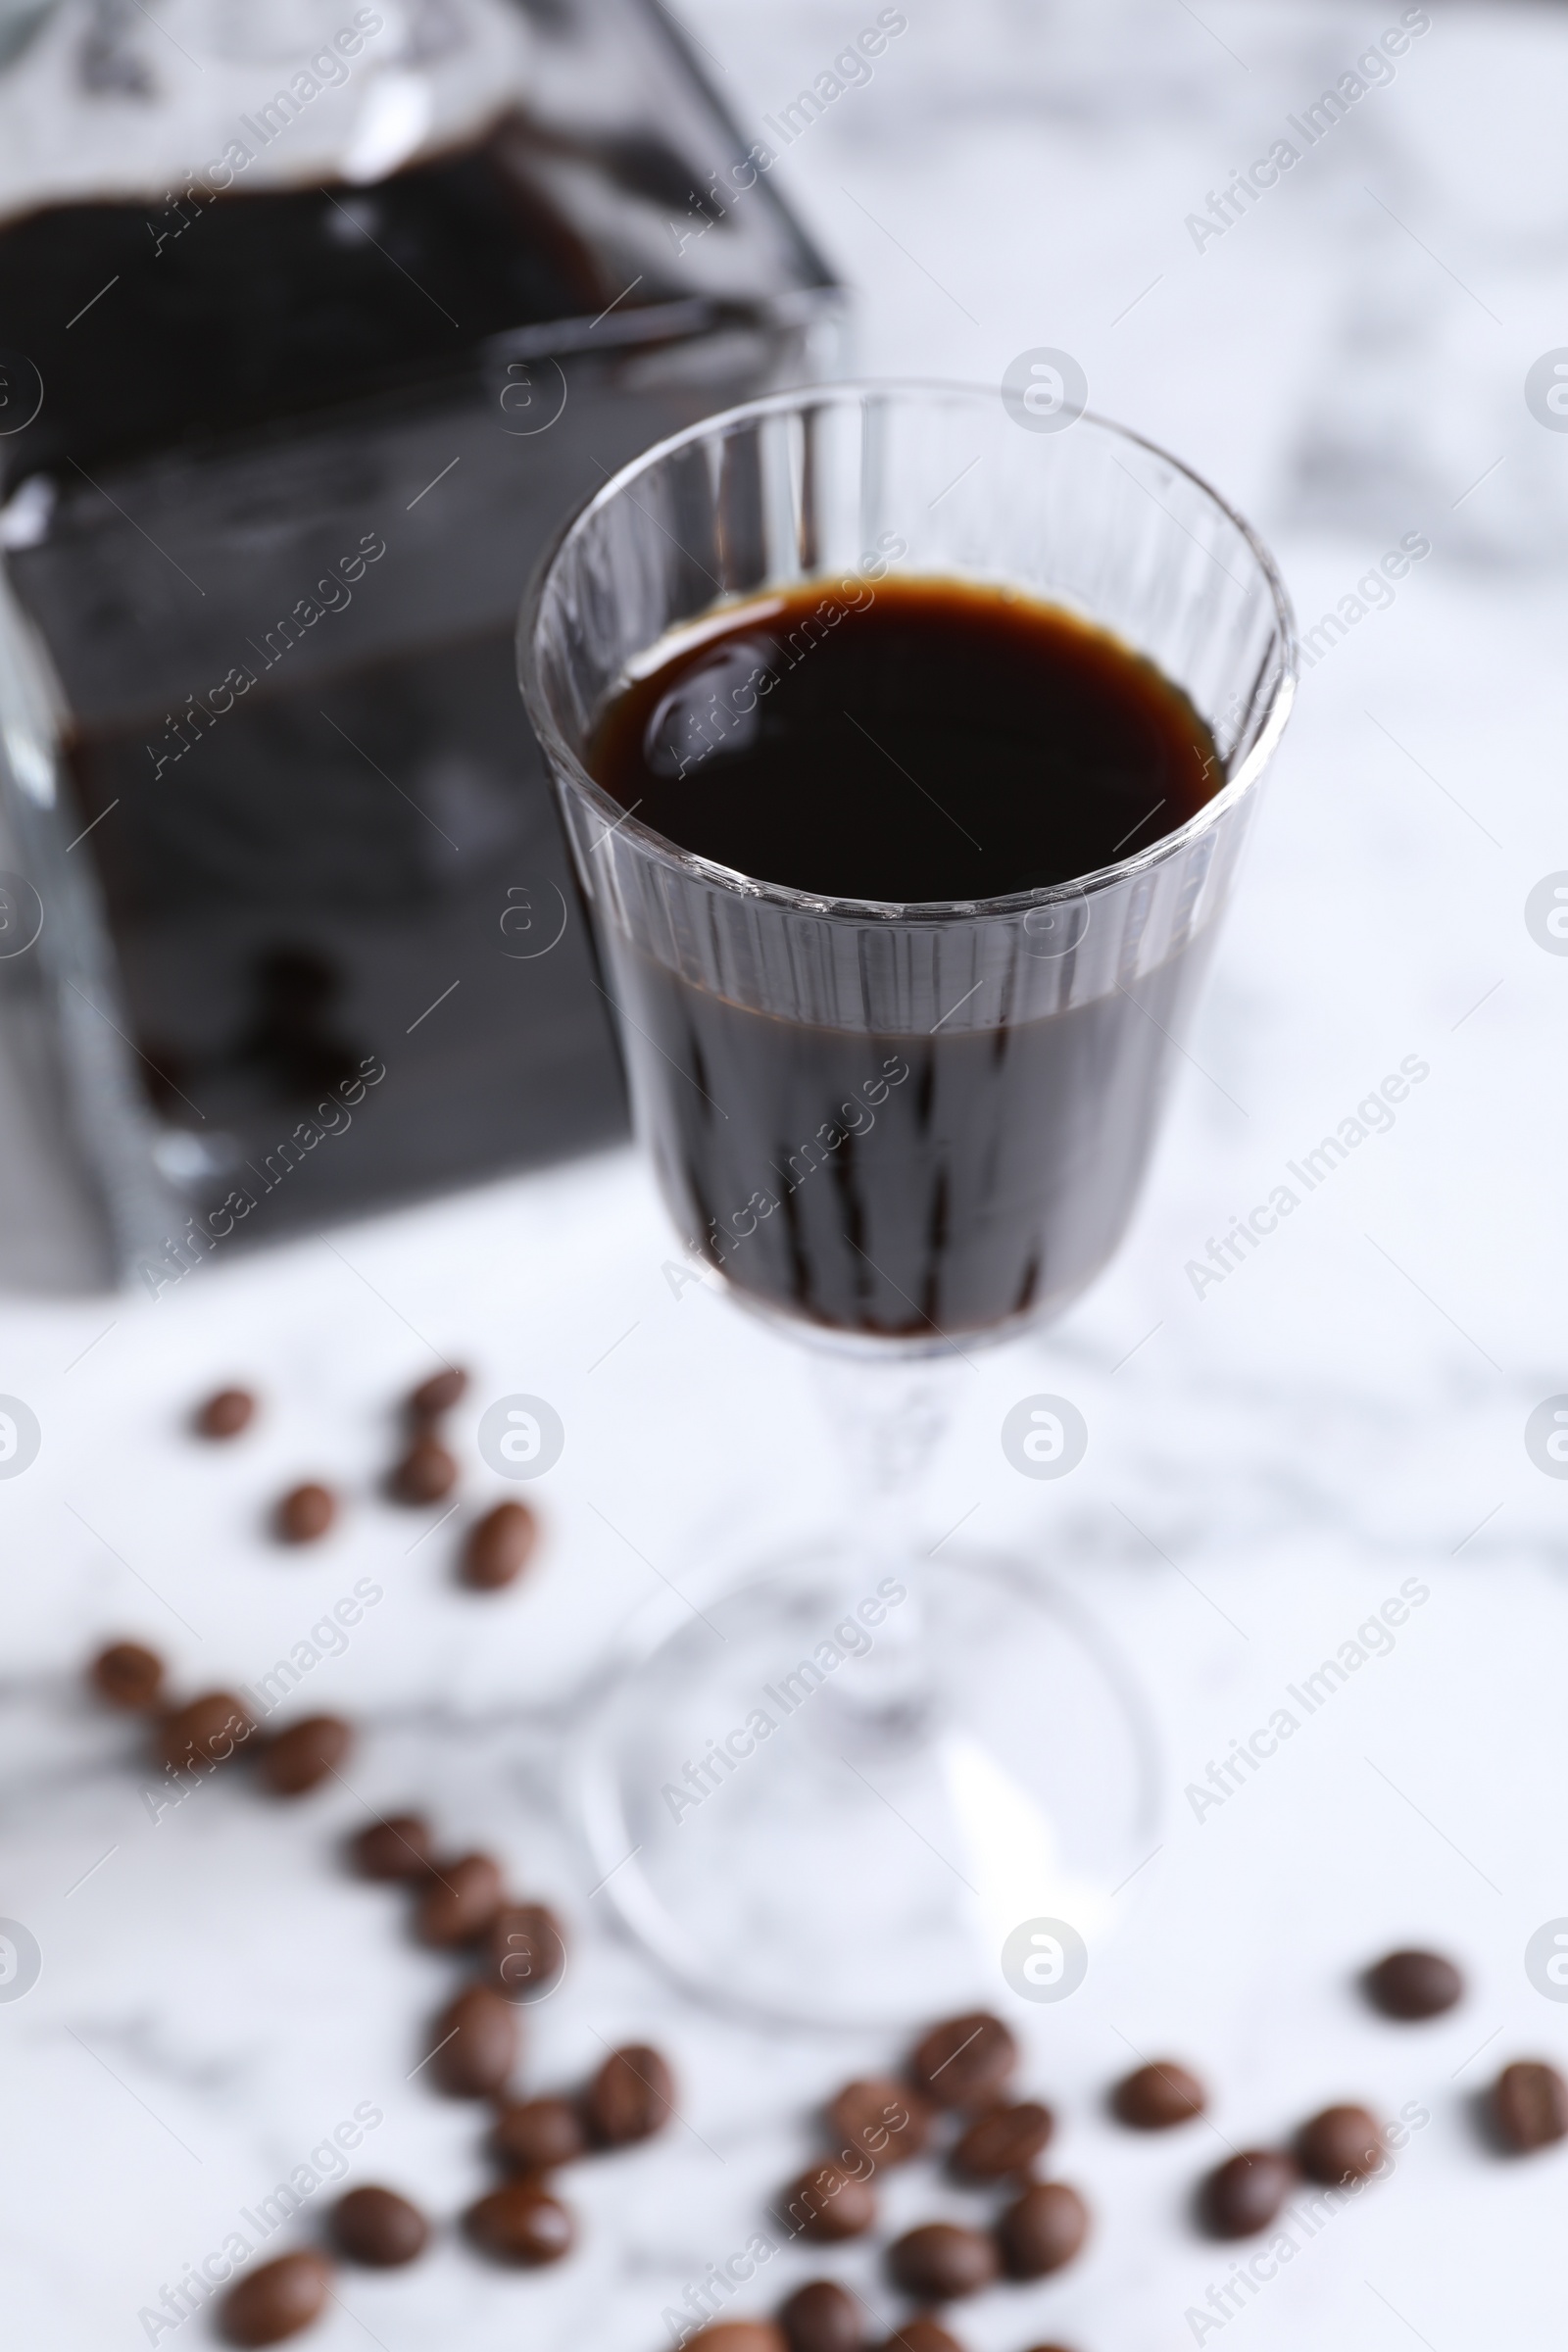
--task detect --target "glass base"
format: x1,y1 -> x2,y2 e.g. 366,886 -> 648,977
575,1544 -> 1161,2027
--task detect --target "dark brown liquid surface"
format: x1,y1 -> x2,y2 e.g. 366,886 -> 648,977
588,576 -> 1221,903
587,580 -> 1224,1337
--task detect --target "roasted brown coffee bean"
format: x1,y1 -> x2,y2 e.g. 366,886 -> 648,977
348,1813 -> 432,1881
219,2250 -> 332,2344
779,2159 -> 876,2242
157,1690 -> 254,1773
686,2328 -> 787,2352
1364,1947 -> 1463,2021
409,1365 -> 468,1420
275,1482 -> 336,1544
426,1984 -> 518,2097
997,2180 -> 1091,2278
389,1435 -> 458,1505
259,1714 -> 353,1797
828,2077 -> 932,2168
1492,2059 -> 1568,2152
196,1386 -> 256,1440
1111,2060 -> 1207,2130
465,2179 -> 574,2264
951,2099 -> 1054,2181
492,2093 -> 588,2171
1199,2150 -> 1297,2239
90,1640 -> 164,1709
779,2278 -> 865,2352
585,2043 -> 675,2145
482,1901 -> 566,1999
462,1500 -> 539,1591
888,2221 -> 999,2301
1297,2104 -> 1385,2184
911,2011 -> 1017,2110
413,1851 -> 504,1945
875,2323 -> 964,2352
329,2183 -> 428,2266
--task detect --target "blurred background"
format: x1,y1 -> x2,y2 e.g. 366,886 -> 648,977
3,0 -> 1568,2345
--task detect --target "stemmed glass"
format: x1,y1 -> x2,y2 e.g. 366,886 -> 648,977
519,382 -> 1294,2025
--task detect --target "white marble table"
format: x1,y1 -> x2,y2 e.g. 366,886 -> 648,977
6,1 -> 1568,2345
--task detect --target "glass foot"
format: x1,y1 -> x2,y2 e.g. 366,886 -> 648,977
575,1544 -> 1161,2028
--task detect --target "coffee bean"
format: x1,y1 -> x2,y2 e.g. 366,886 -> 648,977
413,1851 -> 504,1946
426,1984 -> 518,2097
196,1387 -> 256,1441
481,1901 -> 566,2000
1111,2060 -> 1207,2131
329,2184 -> 429,2266
465,2180 -> 574,2264
157,1690 -> 254,1773
1297,2104 -> 1385,2184
259,1715 -> 353,1797
462,1499 -> 539,1591
779,2159 -> 876,2242
685,2328 -> 787,2352
911,2011 -> 1017,2110
90,1640 -> 164,1709
951,2100 -> 1054,2181
409,1365 -> 468,1421
828,2078 -> 932,2168
779,2278 -> 865,2352
492,2094 -> 587,2171
219,2250 -> 332,2345
1199,2150 -> 1296,2239
1364,1947 -> 1463,2021
888,2222 -> 999,2301
389,1435 -> 458,1506
585,2043 -> 675,2145
275,1483 -> 336,1544
348,1813 -> 432,1881
874,2323 -> 964,2352
1492,2059 -> 1568,2153
997,2180 -> 1091,2278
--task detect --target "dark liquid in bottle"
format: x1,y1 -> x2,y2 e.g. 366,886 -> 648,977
587,577 -> 1225,1338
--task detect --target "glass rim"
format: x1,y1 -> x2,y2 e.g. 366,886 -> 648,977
517,377 -> 1298,924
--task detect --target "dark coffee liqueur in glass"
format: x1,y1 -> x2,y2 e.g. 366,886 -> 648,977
588,576 -> 1224,1338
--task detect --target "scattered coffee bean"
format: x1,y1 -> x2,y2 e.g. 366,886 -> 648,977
196,1387 -> 256,1441
1297,2104 -> 1385,2184
685,2329 -> 788,2352
348,1813 -> 432,1881
329,2184 -> 429,2267
997,2180 -> 1091,2278
828,2078 -> 932,2168
875,2322 -> 964,2352
779,2278 -> 865,2352
219,2250 -> 332,2345
482,1900 -> 567,1999
275,1483 -> 336,1544
586,2043 -> 675,2145
157,1690 -> 254,1773
465,2179 -> 574,2264
1199,2150 -> 1296,2239
89,1640 -> 164,1710
951,2100 -> 1054,2181
426,1984 -> 518,2097
409,1366 -> 468,1421
911,2011 -> 1017,2110
492,2094 -> 588,2171
1364,1947 -> 1463,2021
259,1714 -> 353,1797
1111,2060 -> 1207,2131
462,1498 -> 539,1591
413,1851 -> 504,1946
779,2159 -> 876,2242
1492,2059 -> 1568,2153
888,2221 -> 999,2301
389,1435 -> 458,1506
1019,2344 -> 1079,2352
